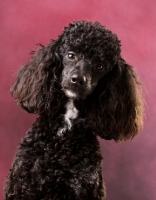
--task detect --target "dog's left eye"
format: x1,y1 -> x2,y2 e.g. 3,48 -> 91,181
67,53 -> 76,60
96,64 -> 104,71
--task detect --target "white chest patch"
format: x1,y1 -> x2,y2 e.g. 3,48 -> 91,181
57,100 -> 78,136
64,100 -> 78,129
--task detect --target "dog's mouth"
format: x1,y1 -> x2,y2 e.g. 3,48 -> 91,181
63,88 -> 78,99
62,81 -> 91,100
62,87 -> 86,100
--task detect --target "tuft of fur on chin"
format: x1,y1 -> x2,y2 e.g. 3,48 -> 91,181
63,89 -> 77,99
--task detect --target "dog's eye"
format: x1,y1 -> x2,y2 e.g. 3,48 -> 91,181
67,53 -> 76,60
96,64 -> 104,71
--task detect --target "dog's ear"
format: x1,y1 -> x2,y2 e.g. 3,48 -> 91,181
11,39 -> 64,115
85,59 -> 143,141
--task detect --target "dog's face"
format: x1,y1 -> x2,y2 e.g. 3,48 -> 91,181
61,51 -> 110,100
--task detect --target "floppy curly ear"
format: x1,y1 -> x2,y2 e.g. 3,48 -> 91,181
85,59 -> 143,141
11,39 -> 64,115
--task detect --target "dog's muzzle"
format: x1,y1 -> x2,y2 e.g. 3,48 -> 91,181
62,59 -> 92,99
62,72 -> 91,99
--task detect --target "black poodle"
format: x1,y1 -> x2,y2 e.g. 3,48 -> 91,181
4,20 -> 143,200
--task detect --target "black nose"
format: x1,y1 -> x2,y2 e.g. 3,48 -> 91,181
71,74 -> 87,86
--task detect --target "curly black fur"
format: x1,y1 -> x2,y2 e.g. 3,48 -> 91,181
4,21 -> 143,199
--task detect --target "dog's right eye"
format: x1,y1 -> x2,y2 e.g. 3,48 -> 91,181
95,64 -> 104,71
67,53 -> 76,60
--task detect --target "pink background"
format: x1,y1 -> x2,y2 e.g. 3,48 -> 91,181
0,0 -> 156,199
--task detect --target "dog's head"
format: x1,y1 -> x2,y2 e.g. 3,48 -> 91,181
60,21 -> 121,100
11,20 -> 143,141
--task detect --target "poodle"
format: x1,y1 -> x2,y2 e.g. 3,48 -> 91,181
4,20 -> 143,200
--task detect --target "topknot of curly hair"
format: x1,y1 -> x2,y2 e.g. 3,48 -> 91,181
60,20 -> 121,64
